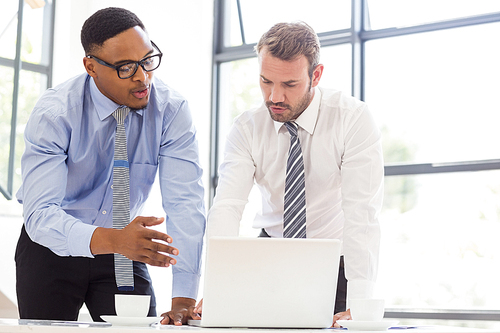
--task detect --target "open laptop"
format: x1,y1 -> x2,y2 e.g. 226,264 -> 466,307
189,237 -> 341,328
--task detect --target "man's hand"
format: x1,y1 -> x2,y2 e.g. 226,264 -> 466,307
160,297 -> 200,325
332,309 -> 351,328
90,216 -> 178,267
193,298 -> 203,315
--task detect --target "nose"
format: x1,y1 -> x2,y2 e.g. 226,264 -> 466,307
269,85 -> 285,104
132,65 -> 148,82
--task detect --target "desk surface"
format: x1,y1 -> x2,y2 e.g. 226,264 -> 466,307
0,319 -> 497,333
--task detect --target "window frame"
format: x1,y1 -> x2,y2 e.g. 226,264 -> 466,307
0,0 -> 56,200
210,0 -> 500,322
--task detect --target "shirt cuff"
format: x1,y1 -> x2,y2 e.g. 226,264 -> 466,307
67,222 -> 98,257
347,279 -> 376,304
172,271 -> 201,300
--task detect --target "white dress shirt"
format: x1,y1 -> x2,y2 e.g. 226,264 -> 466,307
208,87 -> 384,300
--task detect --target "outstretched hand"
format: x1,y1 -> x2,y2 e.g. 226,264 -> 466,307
90,216 -> 178,267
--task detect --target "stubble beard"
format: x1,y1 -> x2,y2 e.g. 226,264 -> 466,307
266,87 -> 314,123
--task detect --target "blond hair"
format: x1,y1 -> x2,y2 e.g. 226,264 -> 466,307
255,21 -> 320,78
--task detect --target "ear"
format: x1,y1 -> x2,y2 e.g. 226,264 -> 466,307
83,56 -> 97,78
311,64 -> 324,88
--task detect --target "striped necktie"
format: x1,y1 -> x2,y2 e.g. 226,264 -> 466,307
283,121 -> 306,238
112,107 -> 134,291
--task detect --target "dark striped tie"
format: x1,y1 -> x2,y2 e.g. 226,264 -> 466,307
283,121 -> 306,238
112,107 -> 134,291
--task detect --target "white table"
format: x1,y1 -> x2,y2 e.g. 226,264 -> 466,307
0,319 -> 497,333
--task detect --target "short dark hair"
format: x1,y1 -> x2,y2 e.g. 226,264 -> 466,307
255,21 -> 320,78
81,7 -> 146,55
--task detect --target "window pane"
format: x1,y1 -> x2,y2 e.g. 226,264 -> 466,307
226,0 -> 351,46
0,2 -> 19,60
320,45 -> 352,96
217,58 -> 262,236
218,58 -> 260,164
0,67 -> 15,190
224,0 -> 244,47
367,0 -> 500,30
365,23 -> 500,164
379,171 -> 500,311
22,3 -> 49,65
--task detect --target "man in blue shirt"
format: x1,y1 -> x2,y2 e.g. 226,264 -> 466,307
15,7 -> 205,325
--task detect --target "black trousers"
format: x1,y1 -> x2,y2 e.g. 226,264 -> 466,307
15,225 -> 156,321
259,229 -> 347,314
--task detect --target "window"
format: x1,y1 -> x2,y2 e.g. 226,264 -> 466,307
211,0 -> 500,326
0,0 -> 55,200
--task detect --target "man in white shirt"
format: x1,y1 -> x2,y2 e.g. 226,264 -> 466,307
200,21 -> 384,326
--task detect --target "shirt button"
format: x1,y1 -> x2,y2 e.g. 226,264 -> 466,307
111,185 -> 114,189
102,210 -> 107,215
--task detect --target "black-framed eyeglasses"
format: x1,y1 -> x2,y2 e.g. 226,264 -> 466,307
87,41 -> 163,79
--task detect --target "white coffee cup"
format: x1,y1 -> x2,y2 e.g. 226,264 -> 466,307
349,298 -> 385,321
115,294 -> 151,317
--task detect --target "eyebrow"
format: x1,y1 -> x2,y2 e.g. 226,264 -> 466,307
113,47 -> 155,66
260,75 -> 300,85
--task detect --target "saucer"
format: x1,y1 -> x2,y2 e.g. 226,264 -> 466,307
337,320 -> 399,331
100,316 -> 162,326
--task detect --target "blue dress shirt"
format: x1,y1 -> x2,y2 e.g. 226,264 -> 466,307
16,73 -> 206,299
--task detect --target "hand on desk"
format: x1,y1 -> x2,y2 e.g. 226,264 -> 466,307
90,216 -> 178,267
160,297 -> 201,325
332,309 -> 351,328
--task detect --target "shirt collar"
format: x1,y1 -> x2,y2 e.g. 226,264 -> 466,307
273,87 -> 321,135
89,77 -> 144,121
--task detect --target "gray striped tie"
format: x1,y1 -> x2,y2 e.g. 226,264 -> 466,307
283,121 -> 306,238
112,107 -> 134,291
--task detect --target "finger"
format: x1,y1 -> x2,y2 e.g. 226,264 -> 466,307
342,313 -> 352,320
135,216 -> 165,227
194,299 -> 203,314
160,313 -> 171,325
189,305 -> 201,319
174,313 -> 184,326
136,253 -> 175,267
143,245 -> 177,265
147,240 -> 178,256
144,229 -> 175,246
